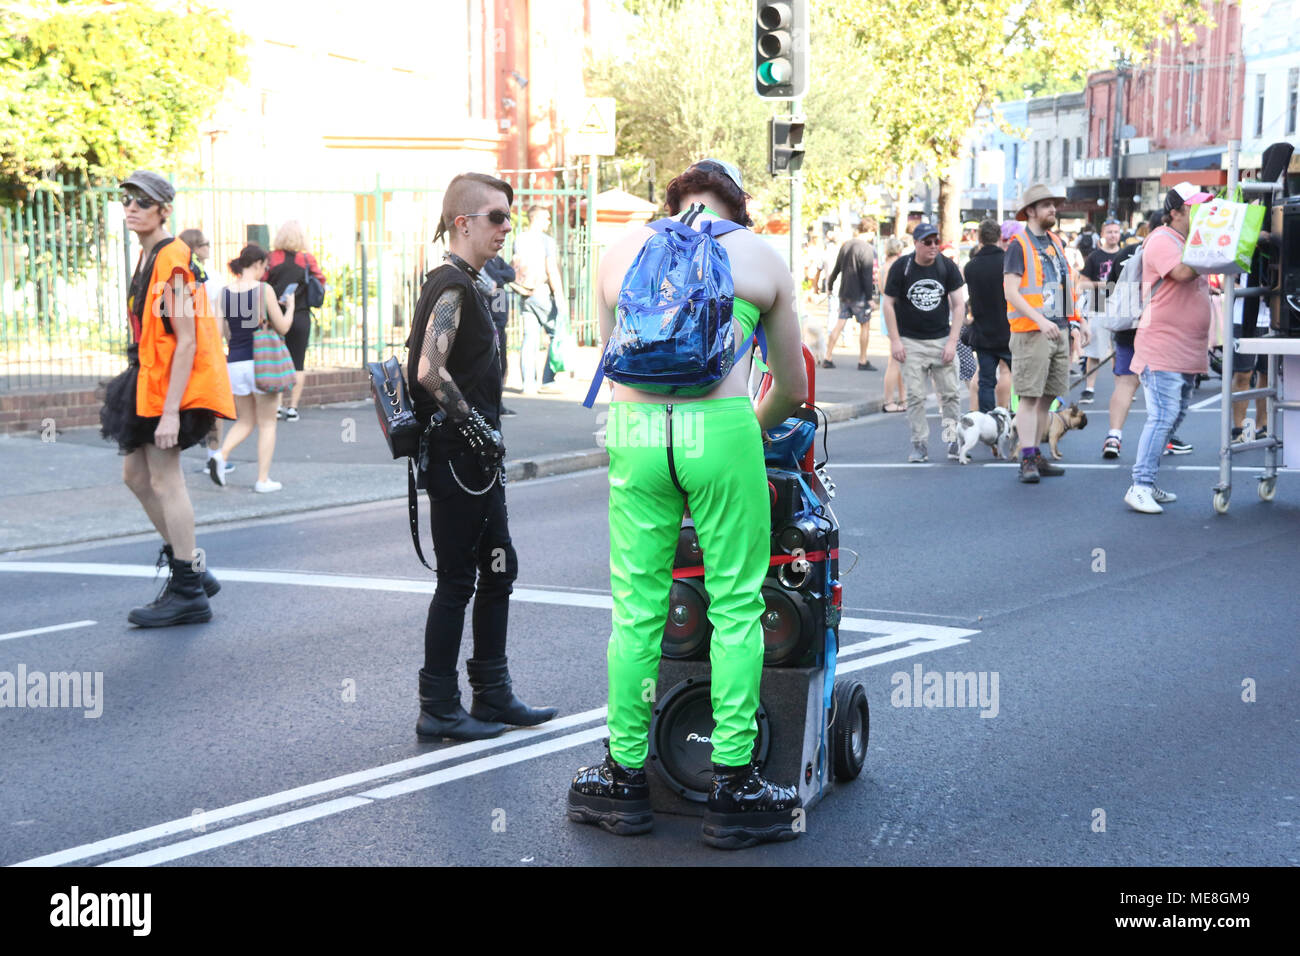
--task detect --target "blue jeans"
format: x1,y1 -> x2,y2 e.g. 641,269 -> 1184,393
1131,369 -> 1194,487
975,348 -> 1012,413
519,292 -> 556,390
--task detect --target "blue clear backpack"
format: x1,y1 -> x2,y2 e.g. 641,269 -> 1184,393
583,215 -> 762,407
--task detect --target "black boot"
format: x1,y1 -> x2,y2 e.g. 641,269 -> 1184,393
416,670 -> 507,741
567,739 -> 653,836
160,544 -> 220,597
466,657 -> 557,726
701,761 -> 803,850
128,557 -> 213,627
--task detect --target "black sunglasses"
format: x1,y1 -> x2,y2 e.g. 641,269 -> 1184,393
463,210 -> 511,225
121,192 -> 159,210
917,237 -> 939,246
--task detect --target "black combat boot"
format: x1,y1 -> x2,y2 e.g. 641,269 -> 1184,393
160,544 -> 220,597
701,761 -> 803,850
128,557 -> 213,627
416,670 -> 507,742
567,739 -> 653,836
466,657 -> 558,726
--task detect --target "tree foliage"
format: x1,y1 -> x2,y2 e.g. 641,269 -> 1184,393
0,0 -> 248,193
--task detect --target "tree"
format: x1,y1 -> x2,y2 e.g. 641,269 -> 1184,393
828,0 -> 1210,239
588,0 -> 898,223
0,0 -> 248,194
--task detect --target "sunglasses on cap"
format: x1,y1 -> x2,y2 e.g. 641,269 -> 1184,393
120,192 -> 159,210
463,210 -> 511,225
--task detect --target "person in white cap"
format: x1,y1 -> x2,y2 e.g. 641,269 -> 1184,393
1123,181 -> 1214,514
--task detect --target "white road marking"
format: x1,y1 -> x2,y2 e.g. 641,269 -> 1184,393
99,797 -> 373,868
0,620 -> 96,642
1189,392 -> 1223,410
3,568 -> 978,867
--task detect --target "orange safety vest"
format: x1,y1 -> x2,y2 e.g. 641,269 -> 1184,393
135,239 -> 236,420
1005,230 -> 1077,333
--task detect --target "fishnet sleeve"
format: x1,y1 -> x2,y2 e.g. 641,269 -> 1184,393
417,287 -> 472,422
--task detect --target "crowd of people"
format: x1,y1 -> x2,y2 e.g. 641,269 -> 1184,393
799,179 -> 1244,511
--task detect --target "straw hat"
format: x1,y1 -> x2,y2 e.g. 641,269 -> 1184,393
1015,183 -> 1067,221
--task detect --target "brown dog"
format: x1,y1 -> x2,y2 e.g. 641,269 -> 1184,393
1040,403 -> 1088,460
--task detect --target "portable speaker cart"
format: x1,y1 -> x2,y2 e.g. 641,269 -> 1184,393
648,344 -> 869,815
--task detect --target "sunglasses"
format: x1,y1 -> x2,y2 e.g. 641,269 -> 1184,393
120,192 -> 159,210
463,210 -> 511,225
917,237 -> 939,246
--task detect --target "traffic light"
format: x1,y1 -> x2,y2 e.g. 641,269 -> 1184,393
768,114 -> 805,175
754,1 -> 808,99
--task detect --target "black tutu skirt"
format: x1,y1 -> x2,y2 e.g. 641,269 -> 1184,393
100,349 -> 217,455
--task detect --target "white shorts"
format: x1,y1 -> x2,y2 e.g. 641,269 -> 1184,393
1082,321 -> 1112,361
227,359 -> 265,396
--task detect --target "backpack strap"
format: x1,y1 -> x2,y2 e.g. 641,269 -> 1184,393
407,459 -> 434,571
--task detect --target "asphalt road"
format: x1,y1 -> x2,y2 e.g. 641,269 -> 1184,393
2,373 -> 1297,867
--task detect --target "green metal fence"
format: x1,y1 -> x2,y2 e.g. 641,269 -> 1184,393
0,168 -> 596,391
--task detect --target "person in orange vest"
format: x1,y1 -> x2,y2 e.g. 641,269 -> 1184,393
98,171 -> 236,626
1002,184 -> 1092,482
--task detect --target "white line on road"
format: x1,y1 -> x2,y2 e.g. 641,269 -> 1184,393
1189,392 -> 1223,410
98,797 -> 374,868
0,620 -> 96,642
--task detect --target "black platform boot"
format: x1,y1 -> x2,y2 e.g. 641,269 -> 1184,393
160,544 -> 220,597
128,557 -> 213,627
466,657 -> 558,726
416,670 -> 507,742
567,739 -> 653,836
701,761 -> 803,850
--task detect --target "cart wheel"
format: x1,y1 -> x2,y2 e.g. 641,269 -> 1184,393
1258,477 -> 1277,502
831,679 -> 869,782
1213,488 -> 1231,514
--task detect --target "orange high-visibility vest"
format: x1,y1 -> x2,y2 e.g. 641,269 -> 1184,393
1005,230 -> 1076,333
135,239 -> 236,420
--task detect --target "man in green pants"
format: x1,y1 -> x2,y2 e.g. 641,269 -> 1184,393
567,159 -> 807,849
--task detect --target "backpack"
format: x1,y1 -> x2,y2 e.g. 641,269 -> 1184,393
1100,240 -> 1162,332
583,214 -> 763,407
298,253 -> 327,310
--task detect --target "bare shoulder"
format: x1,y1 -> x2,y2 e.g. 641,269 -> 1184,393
598,224 -> 657,303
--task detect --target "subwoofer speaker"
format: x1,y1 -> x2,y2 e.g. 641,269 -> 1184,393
647,657 -> 836,817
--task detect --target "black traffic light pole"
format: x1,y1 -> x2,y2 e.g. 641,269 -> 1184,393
789,98 -> 802,274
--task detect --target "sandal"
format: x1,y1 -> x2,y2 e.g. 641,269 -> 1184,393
883,401 -> 906,413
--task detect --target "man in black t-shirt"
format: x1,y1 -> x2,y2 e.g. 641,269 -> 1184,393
1077,219 -> 1124,406
883,221 -> 966,462
824,218 -> 878,370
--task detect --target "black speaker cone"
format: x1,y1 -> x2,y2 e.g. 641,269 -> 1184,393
761,583 -> 815,667
662,577 -> 711,660
649,676 -> 770,802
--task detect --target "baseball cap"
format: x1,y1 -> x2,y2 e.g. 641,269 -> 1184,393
120,170 -> 175,204
912,221 -> 938,242
1164,181 -> 1213,213
691,158 -> 745,193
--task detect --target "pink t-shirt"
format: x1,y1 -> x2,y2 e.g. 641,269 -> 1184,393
1131,225 -> 1211,375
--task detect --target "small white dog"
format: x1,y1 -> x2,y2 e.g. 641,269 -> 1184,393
955,407 -> 1017,464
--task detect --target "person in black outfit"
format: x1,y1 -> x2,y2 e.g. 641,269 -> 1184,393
962,219 -> 1012,413
480,254 -> 516,415
406,172 -> 557,742
824,218 -> 877,369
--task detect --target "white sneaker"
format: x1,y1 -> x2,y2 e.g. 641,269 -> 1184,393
1151,486 -> 1177,504
207,451 -> 227,487
253,479 -> 282,493
1124,484 -> 1163,514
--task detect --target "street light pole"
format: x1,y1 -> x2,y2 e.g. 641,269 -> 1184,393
1107,58 -> 1128,218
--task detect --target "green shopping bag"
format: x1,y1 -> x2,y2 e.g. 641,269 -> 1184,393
1182,188 -> 1265,275
547,298 -> 572,374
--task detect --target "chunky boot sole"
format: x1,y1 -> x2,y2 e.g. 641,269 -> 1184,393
701,809 -> 802,850
201,572 -> 220,597
566,793 -> 653,836
127,605 -> 213,628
